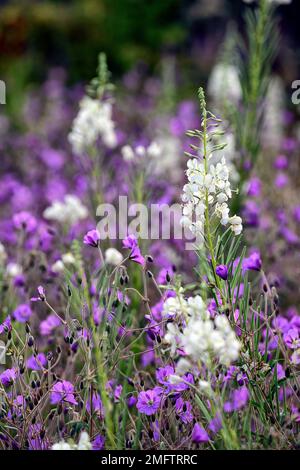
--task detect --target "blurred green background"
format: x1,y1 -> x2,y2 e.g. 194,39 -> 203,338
0,0 -> 299,100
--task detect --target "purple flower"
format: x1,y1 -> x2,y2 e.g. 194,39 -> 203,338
208,414 -> 222,433
274,155 -> 288,170
83,229 -> 100,248
242,251 -> 262,272
40,314 -> 61,336
0,315 -> 11,334
50,380 -> 78,406
224,386 -> 249,412
13,304 -> 32,323
275,172 -> 289,188
275,364 -> 285,381
92,434 -> 105,450
87,392 -> 103,418
0,368 -> 17,387
242,200 -> 260,227
291,350 -> 300,365
31,285 -> 46,302
280,227 -> 299,245
175,397 -> 193,424
13,211 -> 37,233
27,353 -> 47,370
192,423 -> 209,443
283,329 -> 300,350
114,384 -> 123,403
293,205 -> 300,224
136,388 -> 162,415
216,264 -> 228,281
247,177 -> 261,197
122,234 -> 145,266
127,395 -> 137,407
232,386 -> 249,410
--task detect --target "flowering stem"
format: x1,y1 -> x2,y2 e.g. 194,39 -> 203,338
199,88 -> 225,304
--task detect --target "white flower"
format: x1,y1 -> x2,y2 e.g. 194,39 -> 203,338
168,374 -> 183,385
182,153 -> 242,239
105,247 -> 123,266
69,96 -> 117,155
51,260 -> 65,273
162,296 -> 185,318
52,441 -> 74,450
229,215 -> 243,235
208,63 -> 242,107
198,380 -> 212,396
121,145 -> 135,162
62,252 -> 76,265
262,76 -> 285,150
175,358 -> 191,375
43,194 -> 88,225
164,322 -> 181,357
52,432 -> 92,451
147,141 -> 161,159
77,432 -> 92,450
6,262 -> 22,277
163,293 -> 240,367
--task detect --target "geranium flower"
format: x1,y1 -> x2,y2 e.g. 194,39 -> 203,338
50,380 -> 78,406
122,234 -> 145,266
136,388 -> 162,415
83,229 -> 100,247
284,329 -> 300,349
0,315 -> 11,334
0,368 -> 18,387
13,211 -> 37,233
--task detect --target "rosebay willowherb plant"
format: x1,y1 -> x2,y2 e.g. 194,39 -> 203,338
0,74 -> 299,451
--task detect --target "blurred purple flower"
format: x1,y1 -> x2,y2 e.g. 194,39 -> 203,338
92,434 -> 105,450
13,304 -> 32,323
27,353 -> 47,370
242,251 -> 262,272
192,423 -> 209,443
224,386 -> 249,412
274,155 -> 288,170
13,211 -> 37,233
216,264 -> 228,281
247,177 -> 261,197
40,313 -> 61,336
275,172 -> 289,188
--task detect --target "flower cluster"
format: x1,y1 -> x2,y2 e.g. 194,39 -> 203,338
69,96 -> 117,155
163,294 -> 240,368
181,156 -> 243,237
43,194 -> 88,225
